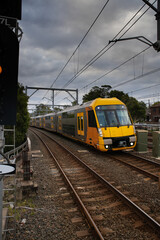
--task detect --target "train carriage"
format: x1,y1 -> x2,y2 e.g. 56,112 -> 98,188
31,98 -> 136,152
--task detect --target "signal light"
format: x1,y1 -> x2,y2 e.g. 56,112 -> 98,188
0,66 -> 2,74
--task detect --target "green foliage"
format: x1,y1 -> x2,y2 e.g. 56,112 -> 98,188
4,84 -> 29,149
109,90 -> 146,121
33,104 -> 52,116
82,85 -> 111,103
15,84 -> 30,147
72,100 -> 78,106
151,101 -> 160,106
82,86 -> 146,122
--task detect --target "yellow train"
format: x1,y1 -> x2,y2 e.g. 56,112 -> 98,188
31,98 -> 136,151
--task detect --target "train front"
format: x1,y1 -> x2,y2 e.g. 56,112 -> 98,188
93,98 -> 136,151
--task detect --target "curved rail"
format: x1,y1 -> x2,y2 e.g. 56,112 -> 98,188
30,128 -> 160,236
108,152 -> 160,181
30,128 -> 104,240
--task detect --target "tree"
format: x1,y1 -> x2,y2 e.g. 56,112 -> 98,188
151,101 -> 160,106
109,90 -> 146,121
33,104 -> 52,116
15,83 -> 30,147
72,100 -> 78,106
5,83 -> 30,149
82,86 -> 146,122
82,85 -> 111,103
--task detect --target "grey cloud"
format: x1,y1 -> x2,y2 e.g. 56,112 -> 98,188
19,0 -> 160,106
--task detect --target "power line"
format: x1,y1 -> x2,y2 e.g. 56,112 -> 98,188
78,0 -> 157,93
43,0 -> 110,99
60,1 -> 156,90
79,46 -> 151,92
112,66 -> 160,89
44,0 -> 157,105
127,82 -> 160,94
137,92 -> 160,99
49,2 -> 149,103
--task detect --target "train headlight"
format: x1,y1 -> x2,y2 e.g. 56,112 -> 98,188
98,128 -> 103,137
130,142 -> 134,146
105,145 -> 109,149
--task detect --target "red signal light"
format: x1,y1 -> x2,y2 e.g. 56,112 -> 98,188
0,66 -> 2,74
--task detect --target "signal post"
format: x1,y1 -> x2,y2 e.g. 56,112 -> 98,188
0,1 -> 22,239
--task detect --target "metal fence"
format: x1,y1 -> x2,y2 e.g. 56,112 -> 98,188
135,123 -> 160,131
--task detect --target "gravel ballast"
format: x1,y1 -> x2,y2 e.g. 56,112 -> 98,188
5,129 -> 160,239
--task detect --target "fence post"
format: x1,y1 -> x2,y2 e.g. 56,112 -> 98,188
22,150 -> 30,181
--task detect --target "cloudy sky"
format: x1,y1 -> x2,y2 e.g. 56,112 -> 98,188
19,0 -> 160,111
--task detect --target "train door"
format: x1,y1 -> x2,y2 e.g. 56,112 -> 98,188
86,109 -> 98,147
77,113 -> 84,136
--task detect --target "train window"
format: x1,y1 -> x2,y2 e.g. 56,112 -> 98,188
81,117 -> 84,131
62,111 -> 75,118
78,117 -> 81,130
88,110 -> 97,128
77,113 -> 84,136
116,110 -> 131,126
96,111 -> 107,127
106,111 -> 118,127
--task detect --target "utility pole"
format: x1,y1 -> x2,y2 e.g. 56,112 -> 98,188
142,0 -> 160,51
52,90 -> 54,110
26,86 -> 79,110
0,1 -> 22,239
109,0 -> 160,52
156,0 -> 160,42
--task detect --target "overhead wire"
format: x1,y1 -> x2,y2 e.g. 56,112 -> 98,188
112,66 -> 160,89
127,82 -> 160,94
61,1 -> 157,90
75,0 -> 157,96
79,46 -> 151,92
42,0 -> 110,99
44,0 -> 157,104
46,2 -> 147,101
137,92 -> 160,100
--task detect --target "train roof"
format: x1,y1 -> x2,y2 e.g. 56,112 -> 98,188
89,97 -> 125,108
57,97 -> 125,113
31,98 -> 125,118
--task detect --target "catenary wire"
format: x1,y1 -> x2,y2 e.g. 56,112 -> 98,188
42,0 -> 110,99
45,2 -> 148,103
137,92 -> 160,100
43,0 -> 157,104
60,1 -> 156,90
112,66 -> 160,89
79,46 -> 151,92
127,82 -> 160,94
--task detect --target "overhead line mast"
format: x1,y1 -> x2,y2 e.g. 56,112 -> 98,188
110,0 -> 160,52
43,0 -> 110,100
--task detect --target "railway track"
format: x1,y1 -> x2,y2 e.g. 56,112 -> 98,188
107,152 -> 160,182
30,128 -> 160,239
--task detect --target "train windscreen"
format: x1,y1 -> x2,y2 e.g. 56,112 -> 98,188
95,105 -> 131,127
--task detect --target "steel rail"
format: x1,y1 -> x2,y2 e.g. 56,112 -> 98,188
30,128 -> 104,240
124,151 -> 160,167
30,128 -> 160,235
108,154 -> 159,181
